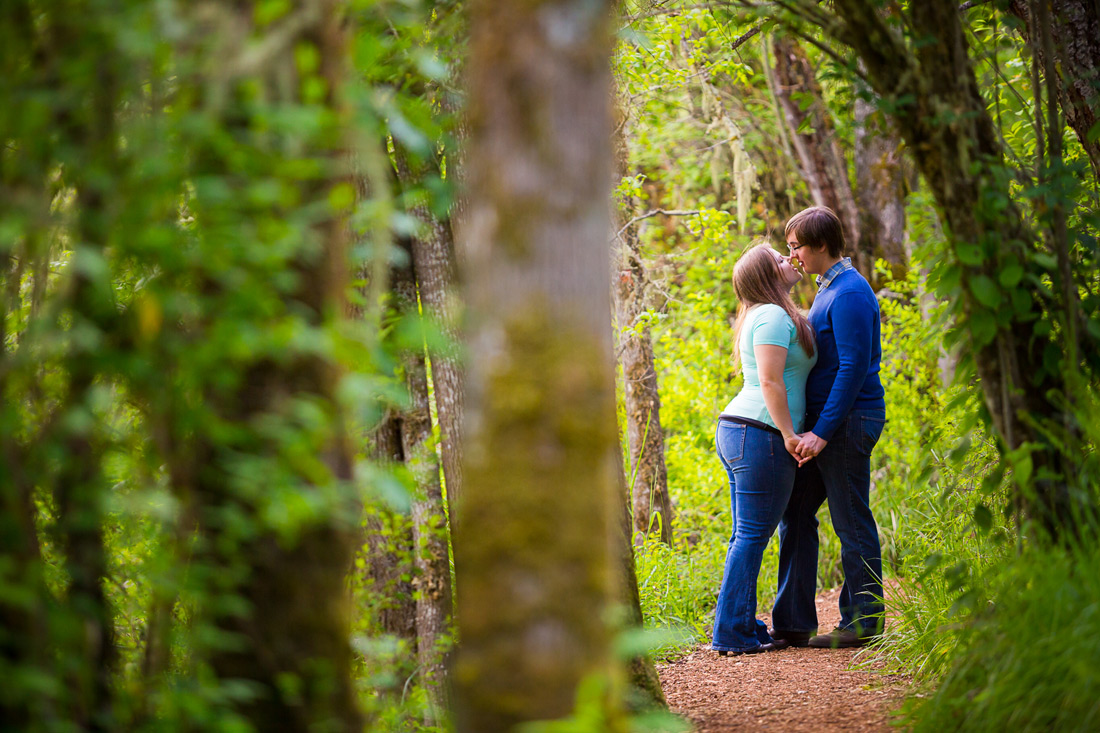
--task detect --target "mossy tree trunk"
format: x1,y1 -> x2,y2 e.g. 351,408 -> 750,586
392,144 -> 466,515
391,230 -> 454,723
613,445 -> 668,710
454,0 -> 619,729
613,113 -> 672,546
805,0 -> 1088,533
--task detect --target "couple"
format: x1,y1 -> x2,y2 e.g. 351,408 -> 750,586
711,206 -> 887,656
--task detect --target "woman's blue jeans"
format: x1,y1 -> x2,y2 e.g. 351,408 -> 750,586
771,407 -> 887,637
711,420 -> 797,652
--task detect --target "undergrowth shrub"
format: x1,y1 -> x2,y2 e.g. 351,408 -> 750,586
897,536 -> 1100,732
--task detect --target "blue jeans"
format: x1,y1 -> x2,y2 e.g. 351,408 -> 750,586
711,420 -> 797,652
772,407 -> 886,636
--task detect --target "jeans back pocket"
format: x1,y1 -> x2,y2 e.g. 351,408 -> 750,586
716,422 -> 747,464
859,416 -> 886,455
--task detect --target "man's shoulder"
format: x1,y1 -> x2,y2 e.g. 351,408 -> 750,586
830,270 -> 877,300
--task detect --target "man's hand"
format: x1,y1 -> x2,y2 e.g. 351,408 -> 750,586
795,432 -> 828,467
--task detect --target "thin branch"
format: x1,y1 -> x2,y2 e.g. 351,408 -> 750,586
960,0 -> 995,10
730,21 -> 766,53
614,209 -> 704,241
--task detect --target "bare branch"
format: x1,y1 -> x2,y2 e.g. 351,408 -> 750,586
614,209 -> 704,241
730,21 -> 766,52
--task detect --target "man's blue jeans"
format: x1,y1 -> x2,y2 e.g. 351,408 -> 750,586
772,407 -> 887,636
711,420 -> 797,652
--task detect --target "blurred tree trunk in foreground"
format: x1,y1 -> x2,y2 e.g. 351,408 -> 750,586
454,0 -> 621,728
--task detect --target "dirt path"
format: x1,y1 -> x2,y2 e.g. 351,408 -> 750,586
657,587 -> 911,732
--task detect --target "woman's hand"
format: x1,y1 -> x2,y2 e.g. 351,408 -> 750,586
784,433 -> 802,460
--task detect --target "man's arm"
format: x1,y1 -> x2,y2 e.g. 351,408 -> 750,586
798,291 -> 874,458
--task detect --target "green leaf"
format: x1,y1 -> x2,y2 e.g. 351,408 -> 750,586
969,275 -> 1002,309
998,263 -> 1024,288
956,241 -> 984,265
1088,120 -> 1100,143
972,504 -> 993,533
969,307 -> 997,346
1012,288 -> 1033,317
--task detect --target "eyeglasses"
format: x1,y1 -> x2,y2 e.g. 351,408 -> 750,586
787,243 -> 806,254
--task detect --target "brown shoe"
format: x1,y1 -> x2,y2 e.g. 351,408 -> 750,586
768,628 -> 813,648
808,627 -> 876,648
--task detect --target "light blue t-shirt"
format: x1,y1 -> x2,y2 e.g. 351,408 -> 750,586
721,303 -> 817,433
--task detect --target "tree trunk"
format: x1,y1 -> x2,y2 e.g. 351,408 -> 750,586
363,414 -> 418,643
1008,0 -> 1100,181
613,443 -> 668,710
772,35 -> 865,274
454,0 -> 619,728
824,0 -> 1075,533
392,145 -> 466,517
391,233 -> 454,723
615,204 -> 673,546
854,89 -> 909,288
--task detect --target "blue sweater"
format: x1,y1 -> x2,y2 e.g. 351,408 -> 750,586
805,268 -> 886,441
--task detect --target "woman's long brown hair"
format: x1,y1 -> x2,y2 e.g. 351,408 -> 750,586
731,243 -> 815,367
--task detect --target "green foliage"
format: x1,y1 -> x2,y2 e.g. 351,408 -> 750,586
897,535 -> 1100,732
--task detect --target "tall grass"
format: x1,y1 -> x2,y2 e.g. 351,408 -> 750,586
895,536 -> 1100,732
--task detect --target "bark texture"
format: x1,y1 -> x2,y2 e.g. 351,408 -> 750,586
392,145 -> 466,516
613,122 -> 672,545
772,36 -> 864,273
455,0 -> 619,729
392,232 -> 454,722
616,215 -> 673,545
1009,0 -> 1100,181
854,91 -> 909,288
614,444 -> 669,710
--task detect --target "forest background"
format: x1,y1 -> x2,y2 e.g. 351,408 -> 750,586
2,0 -> 1099,732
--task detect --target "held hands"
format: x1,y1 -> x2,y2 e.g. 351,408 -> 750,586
783,431 -> 827,466
794,432 -> 827,467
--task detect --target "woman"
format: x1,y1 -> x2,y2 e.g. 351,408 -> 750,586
711,243 -> 816,656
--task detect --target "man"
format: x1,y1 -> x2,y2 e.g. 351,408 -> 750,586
770,206 -> 887,648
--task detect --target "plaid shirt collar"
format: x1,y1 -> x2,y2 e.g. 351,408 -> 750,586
815,257 -> 854,291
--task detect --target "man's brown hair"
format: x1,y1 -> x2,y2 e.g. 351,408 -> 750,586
785,206 -> 845,258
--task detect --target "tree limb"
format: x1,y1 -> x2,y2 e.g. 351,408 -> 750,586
614,209 -> 704,240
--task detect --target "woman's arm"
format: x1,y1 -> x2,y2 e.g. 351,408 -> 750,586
755,343 -> 800,457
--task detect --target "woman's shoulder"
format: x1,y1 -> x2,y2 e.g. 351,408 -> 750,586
750,302 -> 794,325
